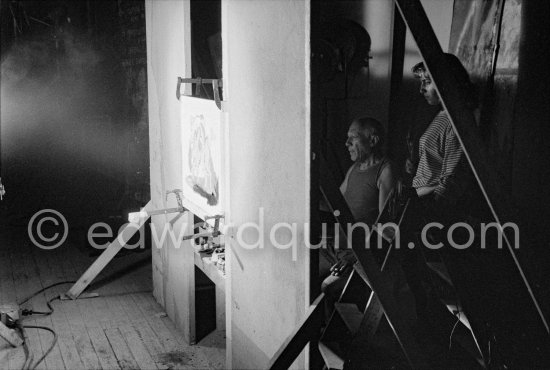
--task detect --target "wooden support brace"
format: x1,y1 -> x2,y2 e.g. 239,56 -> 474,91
268,293 -> 325,370
65,201 -> 154,300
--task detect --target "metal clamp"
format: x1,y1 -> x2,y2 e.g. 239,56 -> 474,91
176,77 -> 223,110
182,214 -> 224,241
128,189 -> 187,223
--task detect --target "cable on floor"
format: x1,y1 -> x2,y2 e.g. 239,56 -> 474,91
21,325 -> 57,370
15,321 -> 30,370
17,281 -> 76,306
21,295 -> 60,317
12,281 -> 73,369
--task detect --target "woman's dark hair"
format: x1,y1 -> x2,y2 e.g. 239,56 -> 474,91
412,53 -> 478,110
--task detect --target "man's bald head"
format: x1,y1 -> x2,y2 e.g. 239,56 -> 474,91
347,117 -> 385,162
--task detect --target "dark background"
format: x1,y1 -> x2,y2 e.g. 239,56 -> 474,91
0,0 -> 149,230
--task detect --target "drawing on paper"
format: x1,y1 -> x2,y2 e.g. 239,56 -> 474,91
181,96 -> 222,217
186,114 -> 218,206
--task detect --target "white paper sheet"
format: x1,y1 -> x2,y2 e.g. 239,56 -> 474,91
180,96 -> 223,218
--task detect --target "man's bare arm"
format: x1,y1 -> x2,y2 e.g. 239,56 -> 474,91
378,162 -> 396,214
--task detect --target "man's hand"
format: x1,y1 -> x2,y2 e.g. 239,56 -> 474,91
330,252 -> 356,276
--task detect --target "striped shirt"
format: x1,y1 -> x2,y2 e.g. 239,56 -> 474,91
412,110 -> 470,204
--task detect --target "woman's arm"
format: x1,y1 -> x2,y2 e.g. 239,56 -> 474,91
416,185 -> 437,197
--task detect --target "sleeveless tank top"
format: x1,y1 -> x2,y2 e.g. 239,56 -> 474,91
341,157 -> 390,225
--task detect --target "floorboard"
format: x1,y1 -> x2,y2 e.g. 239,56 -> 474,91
0,225 -> 225,369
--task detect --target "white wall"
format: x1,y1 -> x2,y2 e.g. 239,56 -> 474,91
145,0 -> 197,343
223,0 -> 310,368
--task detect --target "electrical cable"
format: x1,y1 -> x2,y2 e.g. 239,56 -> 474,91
22,295 -> 60,317
17,281 -> 75,306
12,281 -> 73,369
15,321 -> 31,370
21,325 -> 57,370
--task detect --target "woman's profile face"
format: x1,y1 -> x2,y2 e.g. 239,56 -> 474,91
418,71 -> 441,106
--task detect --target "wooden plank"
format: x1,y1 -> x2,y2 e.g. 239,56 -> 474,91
132,284 -> 215,369
23,326 -> 48,370
100,279 -> 133,330
129,292 -> 181,352
0,250 -> 16,304
267,293 -> 325,370
87,327 -> 121,370
318,341 -> 344,370
63,302 -> 102,369
355,292 -> 384,344
114,269 -> 165,364
119,324 -> 160,370
44,253 -> 86,370
47,319 -> 85,370
352,263 -> 372,289
97,265 -> 159,370
66,201 -> 153,299
128,321 -> 167,368
124,269 -> 214,368
334,303 -> 363,336
127,290 -> 212,369
104,327 -> 140,370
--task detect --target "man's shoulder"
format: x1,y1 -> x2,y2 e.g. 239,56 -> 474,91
378,157 -> 396,177
379,156 -> 394,170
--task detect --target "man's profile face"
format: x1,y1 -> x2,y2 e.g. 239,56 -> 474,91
346,122 -> 372,162
418,71 -> 440,106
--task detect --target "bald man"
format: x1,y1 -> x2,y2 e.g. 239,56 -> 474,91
321,117 -> 396,304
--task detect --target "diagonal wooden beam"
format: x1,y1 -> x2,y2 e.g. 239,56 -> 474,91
268,293 -> 325,370
65,201 -> 153,299
394,0 -> 549,335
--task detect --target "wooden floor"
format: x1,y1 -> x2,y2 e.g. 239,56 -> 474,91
0,224 -> 225,370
